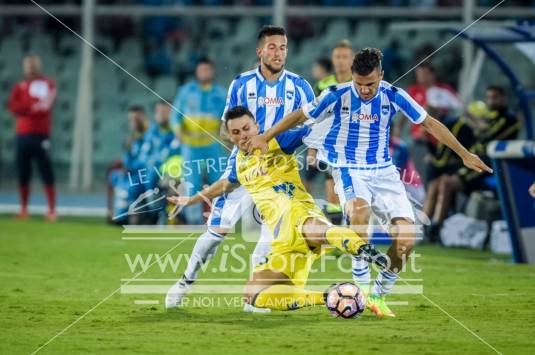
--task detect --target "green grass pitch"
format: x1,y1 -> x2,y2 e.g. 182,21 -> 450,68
1,216 -> 535,354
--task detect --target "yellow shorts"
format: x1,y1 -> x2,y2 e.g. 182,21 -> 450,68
254,194 -> 331,288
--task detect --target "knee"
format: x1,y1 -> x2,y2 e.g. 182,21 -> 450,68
243,282 -> 262,305
391,220 -> 416,253
346,199 -> 371,226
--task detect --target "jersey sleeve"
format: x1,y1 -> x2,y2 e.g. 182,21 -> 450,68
301,88 -> 337,123
392,86 -> 428,124
296,78 -> 316,107
275,126 -> 311,154
221,78 -> 241,121
225,149 -> 240,184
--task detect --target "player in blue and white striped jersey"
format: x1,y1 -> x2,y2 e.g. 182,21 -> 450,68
247,48 -> 492,318
166,25 -> 315,310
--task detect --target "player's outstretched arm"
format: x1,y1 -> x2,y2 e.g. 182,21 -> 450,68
422,115 -> 493,174
167,178 -> 238,208
247,108 -> 307,154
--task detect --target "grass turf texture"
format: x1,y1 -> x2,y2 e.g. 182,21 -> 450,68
1,216 -> 535,354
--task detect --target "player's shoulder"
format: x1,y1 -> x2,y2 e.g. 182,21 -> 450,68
233,68 -> 257,84
321,81 -> 352,98
284,70 -> 311,87
379,80 -> 406,99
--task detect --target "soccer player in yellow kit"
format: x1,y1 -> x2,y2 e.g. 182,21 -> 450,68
168,106 -> 387,311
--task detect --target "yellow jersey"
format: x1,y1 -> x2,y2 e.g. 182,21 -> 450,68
227,127 -> 325,244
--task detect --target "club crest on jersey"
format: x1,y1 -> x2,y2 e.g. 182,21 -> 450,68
351,111 -> 379,123
257,96 -> 284,107
381,105 -> 390,115
286,90 -> 294,100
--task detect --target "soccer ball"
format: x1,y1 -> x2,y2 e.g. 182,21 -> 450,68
325,282 -> 366,319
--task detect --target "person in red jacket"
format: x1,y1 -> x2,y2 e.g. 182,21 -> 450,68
7,55 -> 57,221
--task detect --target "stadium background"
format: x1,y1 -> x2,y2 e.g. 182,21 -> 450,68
1,1 -> 534,194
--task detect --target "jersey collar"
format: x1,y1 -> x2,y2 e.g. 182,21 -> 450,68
256,66 -> 286,85
351,80 -> 386,104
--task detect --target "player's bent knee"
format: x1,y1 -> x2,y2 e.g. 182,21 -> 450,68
391,219 -> 416,252
345,199 -> 371,225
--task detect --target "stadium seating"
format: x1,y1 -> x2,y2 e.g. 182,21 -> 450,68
1,18 -> 530,184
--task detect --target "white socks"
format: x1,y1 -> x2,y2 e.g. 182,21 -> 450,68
182,229 -> 224,282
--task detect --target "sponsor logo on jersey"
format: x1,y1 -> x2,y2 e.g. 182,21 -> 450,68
257,96 -> 284,107
351,112 -> 379,123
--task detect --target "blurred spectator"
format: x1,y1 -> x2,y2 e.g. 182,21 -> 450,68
171,57 -> 227,224
314,39 -> 353,94
428,86 -> 520,233
402,62 -> 462,182
312,57 -> 333,96
145,100 -> 180,223
7,55 -> 57,221
305,40 -> 354,210
107,105 -> 149,224
422,113 -> 476,240
127,101 -> 180,224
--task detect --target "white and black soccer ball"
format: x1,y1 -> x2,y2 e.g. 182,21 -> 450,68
325,282 -> 366,319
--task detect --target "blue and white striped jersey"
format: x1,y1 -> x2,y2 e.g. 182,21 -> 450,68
303,81 -> 427,169
222,66 -> 315,133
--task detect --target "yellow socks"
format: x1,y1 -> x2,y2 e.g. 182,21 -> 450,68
252,284 -> 325,311
325,226 -> 366,255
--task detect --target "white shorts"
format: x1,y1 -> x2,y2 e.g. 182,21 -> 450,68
331,164 -> 415,225
206,185 -> 254,229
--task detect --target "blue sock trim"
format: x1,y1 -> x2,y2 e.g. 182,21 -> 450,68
207,229 -> 225,239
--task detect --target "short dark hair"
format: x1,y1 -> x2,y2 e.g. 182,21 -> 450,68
352,48 -> 383,76
487,85 -> 505,96
128,105 -> 145,114
257,25 -> 286,44
315,57 -> 333,73
224,106 -> 255,128
417,62 -> 435,73
196,56 -> 214,67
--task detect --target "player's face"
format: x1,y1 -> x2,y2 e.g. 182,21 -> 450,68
486,89 -> 505,111
332,47 -> 353,75
154,103 -> 171,126
415,67 -> 434,87
23,56 -> 42,78
257,35 -> 287,74
196,63 -> 215,85
128,111 -> 146,132
353,68 -> 384,101
226,116 -> 259,151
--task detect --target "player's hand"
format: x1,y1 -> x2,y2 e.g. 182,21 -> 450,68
462,153 -> 493,174
246,134 -> 269,154
167,195 -> 191,208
